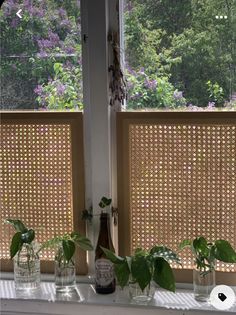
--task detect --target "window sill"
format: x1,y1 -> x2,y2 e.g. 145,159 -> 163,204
1,279 -> 236,315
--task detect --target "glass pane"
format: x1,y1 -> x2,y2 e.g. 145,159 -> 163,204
0,0 -> 82,111
123,0 -> 236,111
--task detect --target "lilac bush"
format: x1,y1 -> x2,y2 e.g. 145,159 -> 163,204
1,0 -> 82,110
35,62 -> 83,110
126,66 -> 186,109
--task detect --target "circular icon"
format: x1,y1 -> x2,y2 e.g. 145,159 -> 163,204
209,285 -> 236,310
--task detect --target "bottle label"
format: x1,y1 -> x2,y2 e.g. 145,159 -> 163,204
95,258 -> 114,287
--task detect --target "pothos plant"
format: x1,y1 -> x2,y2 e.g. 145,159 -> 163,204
40,232 -> 93,267
179,237 -> 236,276
5,219 -> 37,257
81,196 -> 112,222
5,219 -> 39,270
99,196 -> 112,210
101,245 -> 181,292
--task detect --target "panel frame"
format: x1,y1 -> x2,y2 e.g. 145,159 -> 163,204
117,111 -> 236,285
0,112 -> 87,275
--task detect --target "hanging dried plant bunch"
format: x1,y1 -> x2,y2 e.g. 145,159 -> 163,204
108,33 -> 127,106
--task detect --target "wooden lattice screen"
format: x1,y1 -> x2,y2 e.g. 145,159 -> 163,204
117,112 -> 236,284
0,112 -> 87,274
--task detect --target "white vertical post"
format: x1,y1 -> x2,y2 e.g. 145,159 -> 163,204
81,0 -> 111,273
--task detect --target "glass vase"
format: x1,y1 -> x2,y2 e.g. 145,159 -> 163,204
129,281 -> 156,303
193,267 -> 215,302
14,243 -> 40,291
55,246 -> 76,292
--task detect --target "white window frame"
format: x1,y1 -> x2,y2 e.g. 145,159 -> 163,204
81,0 -> 121,273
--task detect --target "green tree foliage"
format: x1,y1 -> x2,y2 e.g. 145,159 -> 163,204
125,0 -> 236,108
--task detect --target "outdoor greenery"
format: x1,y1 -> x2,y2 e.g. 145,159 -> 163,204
125,0 -> 236,109
101,245 -> 181,292
179,237 -> 236,275
1,0 -> 236,110
1,0 -> 82,110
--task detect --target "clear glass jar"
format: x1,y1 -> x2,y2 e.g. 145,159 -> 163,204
193,266 -> 215,302
55,246 -> 76,292
129,280 -> 156,303
14,243 -> 40,291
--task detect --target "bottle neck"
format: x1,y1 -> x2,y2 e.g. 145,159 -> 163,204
98,213 -> 110,237
96,213 -> 114,253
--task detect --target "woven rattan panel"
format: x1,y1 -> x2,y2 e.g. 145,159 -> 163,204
128,122 -> 236,272
1,123 -> 74,261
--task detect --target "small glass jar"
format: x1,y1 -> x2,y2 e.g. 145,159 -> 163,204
14,243 -> 40,291
193,266 -> 215,302
55,246 -> 76,292
129,280 -> 156,303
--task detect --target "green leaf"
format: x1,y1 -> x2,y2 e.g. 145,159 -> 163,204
193,237 -> 209,257
5,219 -> 27,233
21,229 -> 35,244
76,237 -> 93,251
153,257 -> 176,292
179,239 -> 192,250
101,246 -> 124,264
40,236 -> 63,250
131,255 -> 151,291
214,240 -> 236,263
134,247 -> 147,256
99,196 -> 112,208
151,246 -> 182,265
114,261 -> 130,288
62,240 -> 75,261
71,232 -> 93,251
10,232 -> 23,259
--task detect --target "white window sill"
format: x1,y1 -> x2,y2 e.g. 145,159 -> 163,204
1,279 -> 236,315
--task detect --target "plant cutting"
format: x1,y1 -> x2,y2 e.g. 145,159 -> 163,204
41,231 -> 93,292
179,237 -> 236,301
101,245 -> 181,302
98,196 -> 112,210
5,219 -> 40,291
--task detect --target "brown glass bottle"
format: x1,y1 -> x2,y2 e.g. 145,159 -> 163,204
95,212 -> 116,294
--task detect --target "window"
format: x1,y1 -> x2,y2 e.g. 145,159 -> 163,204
1,0 -> 236,284
123,0 -> 236,111
0,0 -> 83,111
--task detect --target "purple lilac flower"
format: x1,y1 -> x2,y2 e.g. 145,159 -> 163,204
126,1 -> 133,13
173,90 -> 183,99
37,51 -> 48,58
37,32 -> 60,50
57,83 -> 66,96
48,31 -> 60,43
34,85 -> 44,96
58,8 -> 66,18
126,65 -> 136,76
64,60 -> 73,69
139,67 -> 145,74
64,46 -> 75,54
60,19 -> 71,28
4,0 -> 16,15
207,101 -> 215,108
145,79 -> 157,90
10,18 -> 19,28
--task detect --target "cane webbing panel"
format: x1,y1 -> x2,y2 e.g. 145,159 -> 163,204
0,112 -> 86,273
117,113 -> 236,274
